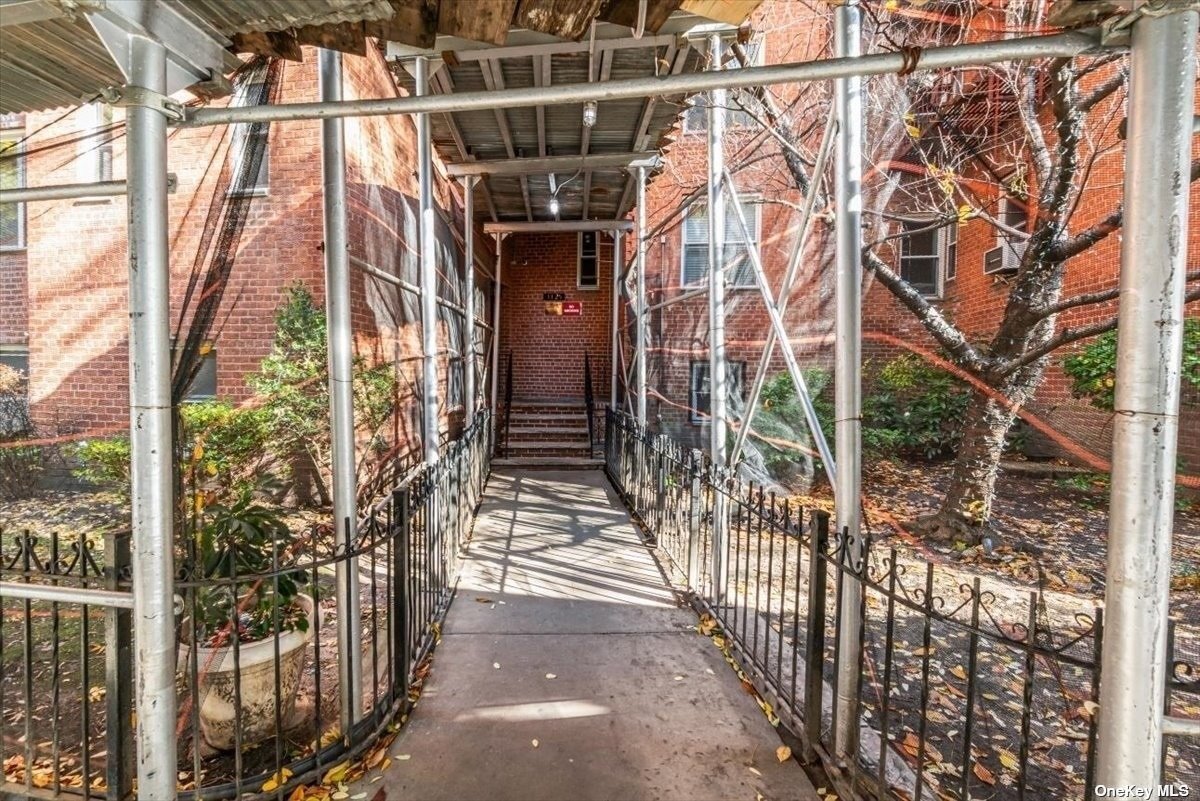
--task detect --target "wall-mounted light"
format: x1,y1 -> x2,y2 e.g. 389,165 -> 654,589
549,197 -> 560,215
583,100 -> 598,129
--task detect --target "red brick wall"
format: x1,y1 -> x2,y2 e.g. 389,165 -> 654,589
12,46 -> 490,459
636,0 -> 1200,471
499,231 -> 613,403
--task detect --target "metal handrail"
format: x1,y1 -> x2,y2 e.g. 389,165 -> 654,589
502,350 -> 513,457
583,352 -> 596,458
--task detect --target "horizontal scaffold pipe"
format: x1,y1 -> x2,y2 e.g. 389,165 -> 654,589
350,255 -> 469,317
0,581 -> 135,609
0,179 -> 127,204
180,29 -> 1106,128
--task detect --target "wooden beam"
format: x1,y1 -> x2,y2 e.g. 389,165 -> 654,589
597,0 -> 684,33
444,151 -> 659,177
616,41 -> 688,219
484,220 -> 633,233
515,0 -> 609,41
292,21 -> 367,57
678,0 -> 762,26
366,0 -> 439,49
446,32 -> 678,63
436,0 -> 518,45
231,30 -> 303,61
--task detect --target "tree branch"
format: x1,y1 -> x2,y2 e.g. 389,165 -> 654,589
1050,157 -> 1200,261
863,249 -> 994,375
1076,67 -> 1127,114
998,286 -> 1200,376
1036,270 -> 1200,319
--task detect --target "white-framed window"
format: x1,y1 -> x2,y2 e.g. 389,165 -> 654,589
229,80 -> 269,196
983,196 -> 1029,275
0,128 -> 25,250
689,360 -> 746,424
684,35 -> 764,133
681,197 -> 760,288
578,230 -> 600,289
899,218 -> 958,298
77,102 -> 113,184
943,221 -> 958,281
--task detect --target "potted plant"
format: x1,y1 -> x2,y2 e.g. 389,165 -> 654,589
178,488 -> 319,751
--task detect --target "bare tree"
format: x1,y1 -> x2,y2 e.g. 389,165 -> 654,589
733,1 -> 1199,542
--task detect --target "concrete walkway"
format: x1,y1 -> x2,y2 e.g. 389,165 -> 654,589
365,469 -> 819,801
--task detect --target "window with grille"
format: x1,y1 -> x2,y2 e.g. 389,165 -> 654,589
684,36 -> 763,133
229,81 -> 269,195
689,360 -> 747,424
1,129 -> 24,249
681,198 -> 759,288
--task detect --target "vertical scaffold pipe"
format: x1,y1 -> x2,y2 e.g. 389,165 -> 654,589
417,55 -> 441,465
1095,3 -> 1199,788
319,48 -> 362,728
463,175 -> 477,427
707,33 -> 729,599
636,166 -> 648,426
491,234 -> 503,440
125,32 -> 177,801
611,229 -> 622,410
832,0 -> 865,760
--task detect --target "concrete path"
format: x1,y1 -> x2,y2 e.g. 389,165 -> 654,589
364,469 -> 819,801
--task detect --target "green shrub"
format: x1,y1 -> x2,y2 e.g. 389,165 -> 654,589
1063,318 -> 1200,411
180,400 -> 272,493
755,369 -> 835,480
864,354 -> 971,460
74,437 -> 132,494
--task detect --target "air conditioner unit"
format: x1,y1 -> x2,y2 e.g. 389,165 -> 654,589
984,239 -> 1026,275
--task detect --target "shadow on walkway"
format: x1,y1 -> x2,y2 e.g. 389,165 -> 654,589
357,469 -> 819,801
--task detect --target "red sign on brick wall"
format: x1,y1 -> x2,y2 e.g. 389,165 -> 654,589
561,300 -> 582,316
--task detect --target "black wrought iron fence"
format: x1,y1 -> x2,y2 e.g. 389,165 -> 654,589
1,409 -> 491,800
604,408 -> 1199,801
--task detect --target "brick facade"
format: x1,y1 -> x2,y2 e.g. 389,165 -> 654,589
2,46 -> 491,460
634,1 -> 1200,472
499,231 -> 614,403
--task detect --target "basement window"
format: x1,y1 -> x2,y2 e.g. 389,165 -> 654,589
578,231 -> 599,289
0,344 -> 28,381
689,360 -> 746,424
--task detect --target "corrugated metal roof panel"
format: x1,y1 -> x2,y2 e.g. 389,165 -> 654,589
185,0 -> 396,34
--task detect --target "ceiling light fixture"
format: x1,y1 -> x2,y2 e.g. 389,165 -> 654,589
549,197 -> 560,215
583,100 -> 598,129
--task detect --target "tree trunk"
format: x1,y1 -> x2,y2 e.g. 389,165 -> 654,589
918,362 -> 1046,544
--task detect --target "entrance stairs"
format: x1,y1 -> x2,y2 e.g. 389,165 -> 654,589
493,400 -> 603,468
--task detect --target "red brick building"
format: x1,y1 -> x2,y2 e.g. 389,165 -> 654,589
632,0 -> 1200,473
1,44 -> 491,460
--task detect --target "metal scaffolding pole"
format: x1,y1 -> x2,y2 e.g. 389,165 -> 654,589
832,0 -> 864,761
0,180 -> 127,203
635,165 -> 648,426
611,230 -> 622,409
417,55 -> 440,465
707,33 -> 729,599
730,112 -> 836,466
463,175 -> 477,427
124,33 -> 176,801
182,29 -> 1103,128
724,173 -> 836,488
318,48 -> 362,728
1096,3 -> 1199,787
491,233 -> 503,438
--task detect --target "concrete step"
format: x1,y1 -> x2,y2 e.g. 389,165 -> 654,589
508,426 -> 589,439
491,456 -> 605,469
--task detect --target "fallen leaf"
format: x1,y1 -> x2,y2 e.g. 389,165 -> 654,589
545,673 -> 557,679
973,763 -> 996,785
776,745 -> 792,763
748,766 -> 762,777
997,748 -> 1019,770
950,665 -> 967,681
531,739 -> 539,748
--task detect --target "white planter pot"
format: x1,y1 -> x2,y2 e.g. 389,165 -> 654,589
179,593 -> 319,751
